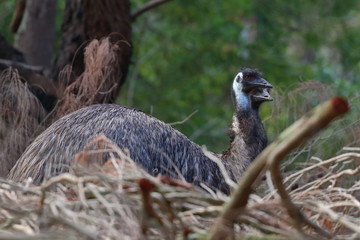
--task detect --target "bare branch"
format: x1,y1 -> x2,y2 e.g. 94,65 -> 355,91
10,0 -> 27,33
0,58 -> 43,73
270,164 -> 332,238
0,59 -> 60,99
131,0 -> 174,21
169,110 -> 198,126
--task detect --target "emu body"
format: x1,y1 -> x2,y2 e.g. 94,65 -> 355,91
8,68 -> 272,194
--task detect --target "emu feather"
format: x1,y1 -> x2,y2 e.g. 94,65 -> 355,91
8,68 -> 273,194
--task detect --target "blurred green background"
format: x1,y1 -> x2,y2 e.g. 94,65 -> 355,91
1,0 -> 359,166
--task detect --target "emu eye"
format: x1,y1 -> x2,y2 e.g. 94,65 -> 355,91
250,89 -> 257,94
244,76 -> 251,81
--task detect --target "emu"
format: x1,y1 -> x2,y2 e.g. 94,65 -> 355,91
8,68 -> 272,194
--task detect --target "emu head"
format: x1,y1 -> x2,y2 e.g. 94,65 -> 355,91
231,68 -> 273,111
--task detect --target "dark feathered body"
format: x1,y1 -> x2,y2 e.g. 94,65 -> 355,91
8,104 -> 230,192
8,68 -> 272,194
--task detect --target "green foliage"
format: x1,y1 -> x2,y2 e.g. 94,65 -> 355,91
122,0 -> 250,152
0,0 -> 359,159
121,0 -> 360,156
0,0 -> 16,42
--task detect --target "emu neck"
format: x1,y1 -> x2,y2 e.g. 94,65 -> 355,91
222,106 -> 268,180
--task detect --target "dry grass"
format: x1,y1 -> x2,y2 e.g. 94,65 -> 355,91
266,81 -> 360,169
0,37 -> 128,178
0,44 -> 358,239
0,136 -> 358,240
53,37 -> 123,120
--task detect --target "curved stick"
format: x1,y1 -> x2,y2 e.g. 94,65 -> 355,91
131,0 -> 174,21
209,97 -> 349,239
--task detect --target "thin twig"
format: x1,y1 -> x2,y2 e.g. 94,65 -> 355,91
10,0 -> 26,33
309,202 -> 360,234
0,58 -> 44,73
271,165 -> 332,239
131,0 -> 174,21
169,110 -> 198,126
203,148 -> 237,189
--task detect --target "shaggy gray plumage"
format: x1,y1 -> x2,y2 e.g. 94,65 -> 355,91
8,68 -> 272,194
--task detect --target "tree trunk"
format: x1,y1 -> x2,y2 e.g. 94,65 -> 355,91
53,0 -> 132,98
14,0 -> 57,69
0,0 -> 133,177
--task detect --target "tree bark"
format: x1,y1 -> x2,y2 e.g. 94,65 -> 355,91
0,0 -> 145,178
53,0 -> 132,99
14,0 -> 57,69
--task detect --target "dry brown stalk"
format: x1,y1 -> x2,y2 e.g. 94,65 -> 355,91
1,126 -> 358,239
52,37 -> 123,121
282,152 -> 360,195
309,202 -> 360,234
209,97 -> 349,240
0,68 -> 46,177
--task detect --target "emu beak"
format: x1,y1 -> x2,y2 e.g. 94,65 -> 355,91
252,88 -> 273,102
243,77 -> 273,91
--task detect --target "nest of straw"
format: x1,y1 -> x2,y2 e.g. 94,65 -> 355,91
0,136 -> 359,240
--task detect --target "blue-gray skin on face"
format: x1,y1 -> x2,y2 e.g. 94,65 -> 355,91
8,68 -> 273,194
